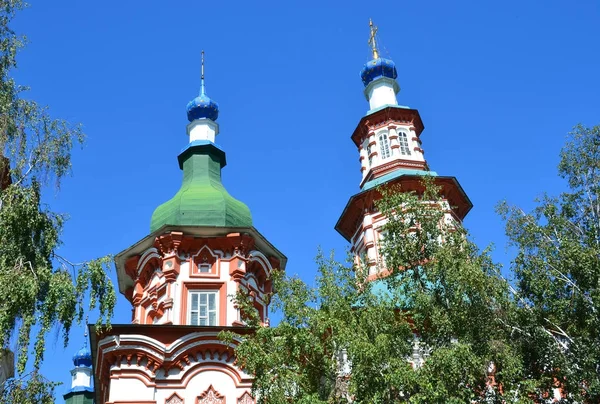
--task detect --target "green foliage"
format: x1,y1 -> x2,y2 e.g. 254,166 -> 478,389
222,253 -> 414,403
226,179 -> 521,402
0,0 -> 116,399
498,124 -> 600,402
227,123 -> 600,402
0,371 -> 58,404
375,182 -> 521,402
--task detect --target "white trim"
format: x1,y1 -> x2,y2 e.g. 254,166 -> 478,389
398,131 -> 411,156
378,131 -> 391,160
137,248 -> 161,275
188,290 -> 218,326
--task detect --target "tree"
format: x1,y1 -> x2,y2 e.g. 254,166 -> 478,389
224,179 -> 522,403
498,124 -> 600,402
0,0 -> 116,400
227,124 -> 600,403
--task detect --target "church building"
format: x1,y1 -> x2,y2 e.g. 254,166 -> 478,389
79,20 -> 473,403
335,20 -> 472,281
88,52 -> 286,404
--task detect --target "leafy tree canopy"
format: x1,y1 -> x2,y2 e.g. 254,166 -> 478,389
0,0 -> 116,400
226,125 -> 600,403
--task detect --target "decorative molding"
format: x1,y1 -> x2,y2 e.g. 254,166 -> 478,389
166,392 -> 184,404
190,244 -> 220,278
237,392 -> 254,404
197,385 -> 225,404
156,231 -> 184,257
351,107 -> 425,148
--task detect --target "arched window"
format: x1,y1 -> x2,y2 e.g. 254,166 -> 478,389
379,133 -> 391,159
399,132 -> 411,156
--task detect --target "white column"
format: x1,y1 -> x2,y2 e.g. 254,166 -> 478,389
362,212 -> 377,274
388,126 -> 399,157
359,145 -> 368,180
368,132 -> 377,166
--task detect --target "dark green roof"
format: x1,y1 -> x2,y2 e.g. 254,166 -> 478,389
150,142 -> 252,232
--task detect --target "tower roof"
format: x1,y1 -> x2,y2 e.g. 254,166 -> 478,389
361,20 -> 398,87
360,57 -> 398,87
150,142 -> 252,232
151,55 -> 252,232
72,344 -> 92,367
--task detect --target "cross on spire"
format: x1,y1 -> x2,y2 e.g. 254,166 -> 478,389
368,19 -> 379,60
200,50 -> 206,95
83,315 -> 88,347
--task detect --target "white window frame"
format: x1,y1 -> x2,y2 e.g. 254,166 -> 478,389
398,131 -> 411,156
379,132 -> 391,160
198,263 -> 211,273
188,290 -> 218,326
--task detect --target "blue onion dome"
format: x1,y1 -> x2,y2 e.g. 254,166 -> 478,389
186,89 -> 219,122
360,58 -> 398,87
73,345 -> 92,367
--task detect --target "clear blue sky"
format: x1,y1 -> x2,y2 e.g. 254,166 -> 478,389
9,0 -> 600,399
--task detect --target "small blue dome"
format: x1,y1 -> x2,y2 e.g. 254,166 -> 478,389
360,58 -> 398,87
72,345 -> 92,367
186,91 -> 219,122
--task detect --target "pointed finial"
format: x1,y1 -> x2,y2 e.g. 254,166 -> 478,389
368,19 -> 379,60
200,50 -> 206,95
83,315 -> 88,347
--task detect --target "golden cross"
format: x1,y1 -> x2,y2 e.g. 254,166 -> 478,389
368,19 -> 379,59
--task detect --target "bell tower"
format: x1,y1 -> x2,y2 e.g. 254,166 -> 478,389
92,53 -> 286,404
63,330 -> 94,404
336,21 -> 472,279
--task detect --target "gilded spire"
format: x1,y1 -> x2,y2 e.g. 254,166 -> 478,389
368,19 -> 379,60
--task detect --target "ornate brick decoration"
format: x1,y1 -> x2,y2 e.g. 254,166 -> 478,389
166,393 -> 184,404
237,392 -> 254,404
197,385 -> 225,404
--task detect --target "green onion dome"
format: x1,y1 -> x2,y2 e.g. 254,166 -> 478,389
150,141 -> 252,232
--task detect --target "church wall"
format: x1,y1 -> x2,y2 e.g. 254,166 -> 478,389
155,369 -> 247,403
129,238 -> 273,328
109,377 -> 154,403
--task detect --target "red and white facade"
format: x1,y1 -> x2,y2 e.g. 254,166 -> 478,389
336,50 -> 472,281
91,227 -> 285,404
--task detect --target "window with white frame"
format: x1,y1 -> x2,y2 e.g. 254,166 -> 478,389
189,291 -> 218,325
398,132 -> 412,156
379,133 -> 391,159
198,263 -> 211,273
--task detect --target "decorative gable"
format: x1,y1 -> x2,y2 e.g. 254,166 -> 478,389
197,385 -> 225,404
166,392 -> 184,404
237,392 -> 254,404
